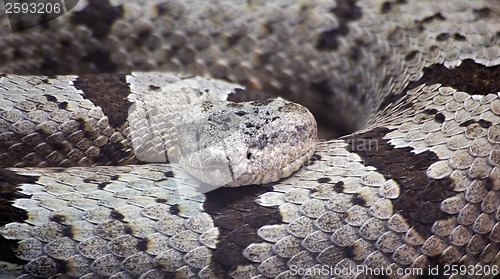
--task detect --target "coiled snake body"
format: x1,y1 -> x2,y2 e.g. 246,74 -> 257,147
0,0 -> 499,278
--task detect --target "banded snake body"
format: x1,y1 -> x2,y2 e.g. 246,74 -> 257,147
0,0 -> 499,278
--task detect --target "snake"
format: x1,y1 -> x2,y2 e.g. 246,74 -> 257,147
0,0 -> 499,278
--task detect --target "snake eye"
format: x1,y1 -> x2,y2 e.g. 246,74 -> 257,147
257,134 -> 267,148
247,152 -> 252,160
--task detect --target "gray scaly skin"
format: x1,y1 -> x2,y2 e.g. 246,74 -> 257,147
0,0 -> 499,278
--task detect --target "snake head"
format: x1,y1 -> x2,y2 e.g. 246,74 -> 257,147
175,98 -> 317,187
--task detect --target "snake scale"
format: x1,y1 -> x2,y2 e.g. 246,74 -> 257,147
0,0 -> 499,278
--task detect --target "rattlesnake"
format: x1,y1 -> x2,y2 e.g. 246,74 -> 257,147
0,0 -> 499,278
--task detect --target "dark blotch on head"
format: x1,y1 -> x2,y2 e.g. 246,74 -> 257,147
227,88 -> 274,103
251,99 -> 274,106
245,122 -> 255,129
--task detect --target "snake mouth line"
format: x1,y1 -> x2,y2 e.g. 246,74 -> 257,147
179,146 -> 315,187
